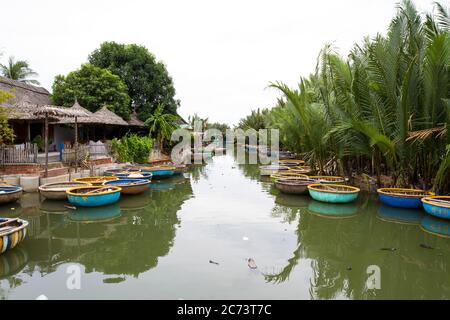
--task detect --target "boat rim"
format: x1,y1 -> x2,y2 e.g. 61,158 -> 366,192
38,181 -> 91,192
307,183 -> 360,194
103,179 -> 151,186
0,218 -> 29,236
74,176 -> 119,183
308,175 -> 347,181
377,188 -> 434,198
66,186 -> 122,196
422,196 -> 450,208
0,186 -> 23,193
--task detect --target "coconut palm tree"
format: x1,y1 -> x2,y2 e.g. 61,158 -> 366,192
0,56 -> 40,85
144,103 -> 178,149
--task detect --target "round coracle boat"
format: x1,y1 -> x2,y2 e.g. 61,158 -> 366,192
275,178 -> 316,195
307,184 -> 360,204
103,179 -> 151,195
377,188 -> 434,209
74,176 -> 118,186
0,218 -> 28,254
422,196 -> 450,220
66,186 -> 122,207
259,165 -> 289,176
39,182 -> 91,200
308,176 -> 348,185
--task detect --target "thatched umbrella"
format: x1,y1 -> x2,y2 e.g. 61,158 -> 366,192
9,103 -> 89,177
93,105 -> 129,126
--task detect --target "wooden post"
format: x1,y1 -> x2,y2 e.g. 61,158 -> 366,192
75,116 -> 78,173
27,122 -> 31,142
44,113 -> 49,178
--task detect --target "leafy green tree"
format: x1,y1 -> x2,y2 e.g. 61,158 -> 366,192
88,42 -> 179,120
144,103 -> 178,149
0,90 -> 15,144
51,64 -> 131,119
207,122 -> 230,135
0,56 -> 39,85
236,108 -> 269,131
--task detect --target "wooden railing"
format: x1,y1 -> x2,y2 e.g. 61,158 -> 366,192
62,145 -> 89,165
0,143 -> 38,164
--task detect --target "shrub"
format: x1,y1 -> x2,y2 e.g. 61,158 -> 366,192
111,133 -> 153,163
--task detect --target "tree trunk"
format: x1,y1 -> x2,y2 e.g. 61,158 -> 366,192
75,117 -> 78,173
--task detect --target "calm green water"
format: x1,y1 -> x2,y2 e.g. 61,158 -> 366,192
1,154 -> 450,299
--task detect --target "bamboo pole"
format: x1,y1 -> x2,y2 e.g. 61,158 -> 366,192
75,116 -> 78,173
44,113 -> 49,178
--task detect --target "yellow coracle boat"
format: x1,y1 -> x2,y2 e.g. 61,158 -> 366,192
289,166 -> 312,175
74,176 -> 118,186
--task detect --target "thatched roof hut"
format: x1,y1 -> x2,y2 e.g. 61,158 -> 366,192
93,105 -> 129,126
127,112 -> 146,127
7,102 -> 88,120
0,77 -> 51,107
54,101 -> 101,124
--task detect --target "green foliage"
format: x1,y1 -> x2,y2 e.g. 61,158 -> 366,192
111,133 -> 153,163
236,108 -> 269,131
207,122 -> 230,135
88,42 -> 179,121
144,103 -> 179,149
0,56 -> 39,84
245,0 -> 450,190
0,90 -> 15,145
31,135 -> 52,152
51,64 -> 131,119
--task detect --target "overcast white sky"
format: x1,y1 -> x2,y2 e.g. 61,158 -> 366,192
0,0 -> 438,125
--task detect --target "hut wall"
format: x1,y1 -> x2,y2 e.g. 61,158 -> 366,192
54,125 -> 75,151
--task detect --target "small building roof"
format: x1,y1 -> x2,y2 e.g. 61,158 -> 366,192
93,105 -> 129,126
54,101 -> 102,124
127,112 -> 146,127
7,102 -> 89,120
0,77 -> 51,107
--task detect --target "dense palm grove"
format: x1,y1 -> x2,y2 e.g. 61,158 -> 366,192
239,1 -> 450,192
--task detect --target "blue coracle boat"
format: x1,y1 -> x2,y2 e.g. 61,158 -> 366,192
141,166 -> 175,178
421,196 -> 450,220
115,172 -> 153,180
66,186 -> 121,207
377,188 -> 434,209
307,184 -> 360,204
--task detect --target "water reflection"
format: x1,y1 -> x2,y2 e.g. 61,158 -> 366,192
421,215 -> 450,238
0,175 -> 194,293
377,205 -> 424,225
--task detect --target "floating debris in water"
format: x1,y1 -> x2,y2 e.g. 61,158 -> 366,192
64,205 -> 77,210
209,260 -> 219,265
248,258 -> 257,269
420,244 -> 434,250
10,208 -> 15,210
346,266 -> 352,271
242,236 -> 249,241
36,294 -> 48,300
380,247 -> 397,251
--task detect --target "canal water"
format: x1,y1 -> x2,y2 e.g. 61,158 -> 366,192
1,154 -> 450,299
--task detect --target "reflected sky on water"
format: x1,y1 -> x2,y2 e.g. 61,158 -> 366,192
1,155 -> 450,299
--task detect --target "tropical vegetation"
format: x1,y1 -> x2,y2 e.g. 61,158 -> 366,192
0,56 -> 40,85
144,103 -> 179,149
239,0 -> 450,192
88,42 -> 179,120
52,64 -> 131,119
0,89 -> 15,144
111,133 -> 153,163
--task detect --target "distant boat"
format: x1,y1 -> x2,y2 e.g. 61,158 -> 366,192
307,184 -> 360,204
103,179 -> 151,195
0,218 -> 28,254
66,186 -> 122,207
274,177 -> 315,195
278,159 -> 305,167
270,172 -> 308,182
103,168 -> 125,176
0,186 -> 22,204
377,188 -> 434,209
421,196 -> 450,220
39,182 -> 91,200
